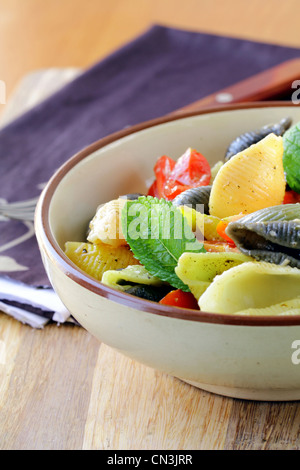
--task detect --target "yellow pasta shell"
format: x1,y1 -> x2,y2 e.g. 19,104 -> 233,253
64,241 -> 139,281
87,198 -> 127,247
198,261 -> 300,315
209,160 -> 223,184
179,205 -> 223,241
209,133 -> 285,218
175,251 -> 253,299
102,265 -> 164,291
235,297 -> 300,316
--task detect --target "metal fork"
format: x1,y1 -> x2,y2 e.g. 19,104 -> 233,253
0,197 -> 39,221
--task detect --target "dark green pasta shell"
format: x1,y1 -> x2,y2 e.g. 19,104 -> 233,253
124,284 -> 172,302
172,186 -> 211,214
226,204 -> 300,268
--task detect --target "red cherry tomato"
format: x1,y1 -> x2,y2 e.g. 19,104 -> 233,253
159,289 -> 200,309
149,148 -> 211,200
283,190 -> 300,204
147,180 -> 159,197
164,148 -> 211,200
154,155 -> 175,199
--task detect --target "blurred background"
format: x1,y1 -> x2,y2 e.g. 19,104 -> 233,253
1,0 -> 300,105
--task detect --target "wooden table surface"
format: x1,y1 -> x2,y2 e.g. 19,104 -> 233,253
1,0 -> 300,451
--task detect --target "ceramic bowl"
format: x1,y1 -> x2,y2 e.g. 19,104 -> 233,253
35,102 -> 300,401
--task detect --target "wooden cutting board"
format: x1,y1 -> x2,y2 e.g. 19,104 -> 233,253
1,65 -> 300,450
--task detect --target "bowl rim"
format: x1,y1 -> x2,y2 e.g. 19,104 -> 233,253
36,101 -> 300,327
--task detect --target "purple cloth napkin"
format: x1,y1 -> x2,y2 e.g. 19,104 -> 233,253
0,25 -> 299,324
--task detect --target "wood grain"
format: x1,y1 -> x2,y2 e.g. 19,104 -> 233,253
1,0 -> 300,451
82,346 -> 233,450
0,319 -> 100,450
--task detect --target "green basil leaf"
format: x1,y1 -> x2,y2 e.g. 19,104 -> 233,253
283,121 -> 300,193
121,196 -> 205,291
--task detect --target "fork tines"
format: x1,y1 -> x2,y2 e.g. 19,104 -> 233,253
0,197 -> 38,221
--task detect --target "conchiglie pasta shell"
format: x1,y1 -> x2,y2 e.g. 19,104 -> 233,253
87,198 -> 127,247
209,160 -> 223,183
101,265 -> 164,291
64,241 -> 139,281
234,297 -> 300,316
198,261 -> 300,315
175,251 -> 253,299
209,133 -> 285,218
225,204 -> 300,268
179,206 -> 223,241
202,215 -> 223,241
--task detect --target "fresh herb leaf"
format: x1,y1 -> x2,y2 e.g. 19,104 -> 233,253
121,196 -> 205,291
283,121 -> 300,194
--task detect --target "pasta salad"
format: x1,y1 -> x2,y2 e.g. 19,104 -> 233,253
64,118 -> 300,316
